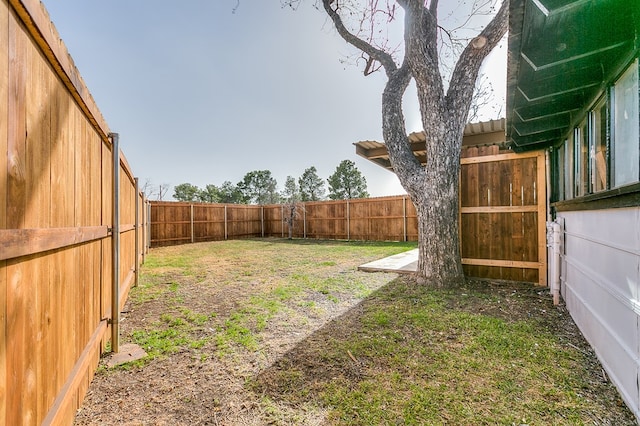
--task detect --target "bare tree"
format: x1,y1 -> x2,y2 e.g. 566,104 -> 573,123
282,176 -> 303,239
302,0 -> 509,287
139,178 -> 155,199
157,183 -> 170,201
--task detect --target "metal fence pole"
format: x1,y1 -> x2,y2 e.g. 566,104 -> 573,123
109,133 -> 120,353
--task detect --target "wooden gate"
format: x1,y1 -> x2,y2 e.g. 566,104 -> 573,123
460,148 -> 547,285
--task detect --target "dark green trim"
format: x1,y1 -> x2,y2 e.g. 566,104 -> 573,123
552,182 -> 640,212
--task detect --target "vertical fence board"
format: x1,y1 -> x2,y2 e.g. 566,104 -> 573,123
7,10 -> 27,230
7,256 -> 38,424
101,142 -> 112,326
7,15 -> 36,423
0,0 -> 8,422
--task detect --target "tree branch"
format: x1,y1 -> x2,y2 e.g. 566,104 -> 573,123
429,0 -> 438,16
382,61 -> 425,195
322,0 -> 399,76
445,0 -> 508,125
402,0 -> 445,128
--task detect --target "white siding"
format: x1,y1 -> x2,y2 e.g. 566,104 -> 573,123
558,208 -> 640,419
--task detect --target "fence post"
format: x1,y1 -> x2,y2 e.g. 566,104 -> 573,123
224,205 -> 228,240
134,178 -> 140,287
403,196 -> 407,242
303,203 -> 307,239
190,204 -> 194,243
110,133 -> 120,353
281,205 -> 285,238
261,206 -> 264,238
147,200 -> 151,251
346,199 -> 350,241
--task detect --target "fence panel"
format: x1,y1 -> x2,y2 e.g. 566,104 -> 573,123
263,205 -> 283,237
460,150 -> 546,285
226,204 -> 262,239
0,1 -> 147,424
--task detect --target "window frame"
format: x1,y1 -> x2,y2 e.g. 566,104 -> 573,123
611,58 -> 640,188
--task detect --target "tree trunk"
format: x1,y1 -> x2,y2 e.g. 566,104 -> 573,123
321,0 -> 509,288
413,132 -> 464,287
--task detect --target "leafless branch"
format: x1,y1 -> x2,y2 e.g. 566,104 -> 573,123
446,0 -> 508,119
321,0 -> 399,76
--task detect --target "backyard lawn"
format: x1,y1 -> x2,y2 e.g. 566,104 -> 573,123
74,239 -> 635,425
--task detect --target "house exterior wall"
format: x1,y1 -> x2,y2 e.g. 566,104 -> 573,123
556,208 -> 640,419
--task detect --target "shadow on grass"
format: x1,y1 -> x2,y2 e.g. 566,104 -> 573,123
250,277 -> 635,425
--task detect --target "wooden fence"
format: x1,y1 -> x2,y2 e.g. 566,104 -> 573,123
460,147 -> 547,285
0,1 -> 147,424
151,196 -> 419,246
151,149 -> 546,286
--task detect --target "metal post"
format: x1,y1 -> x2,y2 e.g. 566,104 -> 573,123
134,177 -> 140,287
110,132 -> 120,353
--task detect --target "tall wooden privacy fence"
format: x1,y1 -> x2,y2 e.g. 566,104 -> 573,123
151,196 -> 419,246
152,145 -> 547,286
460,147 -> 547,285
1,1 -> 147,424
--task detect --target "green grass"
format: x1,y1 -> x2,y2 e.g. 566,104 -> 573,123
119,307 -> 214,369
252,279 -> 629,425
116,238 -> 633,424
129,238 -> 414,361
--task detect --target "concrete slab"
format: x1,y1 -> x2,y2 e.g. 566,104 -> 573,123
105,343 -> 148,367
358,248 -> 418,274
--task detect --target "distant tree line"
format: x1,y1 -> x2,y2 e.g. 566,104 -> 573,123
171,160 -> 369,204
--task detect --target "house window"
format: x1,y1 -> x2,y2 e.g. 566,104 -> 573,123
574,121 -> 589,197
565,134 -> 574,200
590,96 -> 609,192
612,59 -> 639,187
554,145 -> 565,201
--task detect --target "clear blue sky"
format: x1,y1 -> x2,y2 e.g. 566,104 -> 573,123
44,0 -> 506,199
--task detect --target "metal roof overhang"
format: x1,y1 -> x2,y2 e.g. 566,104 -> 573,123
355,118 -> 506,170
506,0 -> 640,152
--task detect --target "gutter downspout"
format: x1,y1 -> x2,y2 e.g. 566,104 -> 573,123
110,133 -> 120,353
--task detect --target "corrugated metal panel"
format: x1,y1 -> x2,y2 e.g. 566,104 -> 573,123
355,118 -> 507,169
